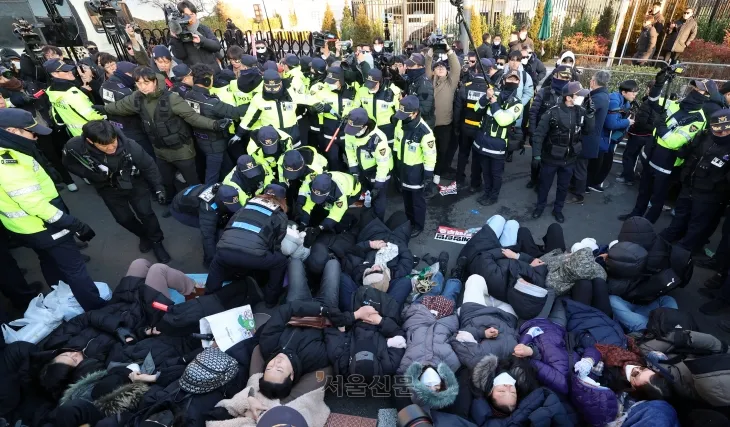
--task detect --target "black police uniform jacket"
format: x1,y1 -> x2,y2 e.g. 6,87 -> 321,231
100,75 -> 149,145
453,76 -> 489,136
63,129 -> 163,193
172,184 -> 227,263
182,86 -> 246,153
679,130 -> 730,201
532,103 -> 595,166
216,195 -> 287,257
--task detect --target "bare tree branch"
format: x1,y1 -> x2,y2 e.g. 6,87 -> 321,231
135,0 -> 215,16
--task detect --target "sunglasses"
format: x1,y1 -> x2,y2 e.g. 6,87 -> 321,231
468,60 -> 476,64
230,59 -> 241,63
126,47 -> 133,51
684,11 -> 692,14
522,56 -> 530,59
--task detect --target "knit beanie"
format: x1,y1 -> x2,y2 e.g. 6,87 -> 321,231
363,265 -> 391,292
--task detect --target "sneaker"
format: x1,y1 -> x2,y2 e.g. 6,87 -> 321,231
532,208 -> 544,219
587,185 -> 604,193
552,211 -> 565,223
477,195 -> 495,206
566,194 -> 584,205
152,241 -> 171,263
67,183 -> 78,192
410,227 -> 423,238
704,273 -> 725,289
139,238 -> 153,253
600,181 -> 610,190
438,251 -> 449,276
450,256 -> 468,281
616,177 -> 634,186
699,298 -> 730,316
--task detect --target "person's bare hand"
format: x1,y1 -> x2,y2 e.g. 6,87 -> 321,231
428,48 -> 434,57
530,258 -> 545,267
628,117 -> 635,126
370,240 -> 387,249
354,305 -> 377,320
363,313 -> 382,325
192,34 -> 201,44
335,40 -> 342,51
598,253 -> 608,260
501,248 -> 518,259
322,43 -> 330,57
513,343 -> 534,358
485,327 -> 499,339
129,372 -> 158,383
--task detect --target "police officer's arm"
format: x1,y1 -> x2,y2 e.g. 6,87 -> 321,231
321,195 -> 348,231
493,102 -> 523,127
296,181 -> 314,224
0,163 -> 67,225
128,139 -> 164,193
71,90 -> 106,122
211,99 -> 247,120
197,204 -> 219,263
420,132 -> 437,178
374,143 -> 393,188
103,93 -> 139,116
168,92 -> 218,130
238,100 -> 263,133
531,109 -> 552,158
528,90 -> 544,135
521,74 -> 534,106
345,137 -> 359,174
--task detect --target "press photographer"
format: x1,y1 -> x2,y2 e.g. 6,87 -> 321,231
167,0 -> 222,69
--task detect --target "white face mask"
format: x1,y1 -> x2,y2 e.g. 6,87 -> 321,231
573,95 -> 585,106
355,126 -> 368,137
328,83 -> 339,91
420,367 -> 441,387
12,60 -> 20,70
521,58 -> 529,65
497,64 -> 504,70
374,45 -> 383,53
256,47 -> 266,53
493,372 -> 517,388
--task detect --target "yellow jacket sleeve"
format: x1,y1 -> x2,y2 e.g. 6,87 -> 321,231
0,161 -> 62,223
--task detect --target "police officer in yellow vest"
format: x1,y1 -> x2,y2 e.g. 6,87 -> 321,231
280,54 -> 308,103
353,68 -> 401,145
344,108 -> 393,220
228,55 -> 263,160
311,66 -> 357,171
394,95 -> 437,237
247,125 -> 293,182
45,59 -> 106,137
472,71 -> 524,206
0,109 -> 105,311
619,70 -> 708,223
223,154 -> 273,207
209,69 -> 238,107
296,171 -> 361,232
231,69 -> 302,148
279,146 -> 328,214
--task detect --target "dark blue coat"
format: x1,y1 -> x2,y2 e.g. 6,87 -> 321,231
562,298 -> 627,348
581,87 -> 609,159
471,387 -> 576,426
623,400 -> 680,427
600,91 -> 632,152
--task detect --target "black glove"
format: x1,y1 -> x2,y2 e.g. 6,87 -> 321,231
70,218 -> 96,242
312,102 -> 328,113
215,118 -> 233,131
303,226 -> 321,248
116,327 -> 137,344
532,156 -> 541,169
156,191 -> 167,205
655,67 -> 669,86
327,307 -> 355,328
92,105 -> 106,114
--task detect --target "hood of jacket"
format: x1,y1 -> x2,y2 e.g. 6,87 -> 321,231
558,51 -> 576,66
94,381 -> 150,416
405,362 -> 459,409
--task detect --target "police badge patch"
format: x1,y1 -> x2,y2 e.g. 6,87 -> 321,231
379,148 -> 386,156
514,106 -> 521,113
427,141 -> 434,148
689,125 -> 699,133
336,201 -> 343,208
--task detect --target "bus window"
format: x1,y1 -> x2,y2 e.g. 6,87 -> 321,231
85,1 -> 133,32
28,0 -> 74,17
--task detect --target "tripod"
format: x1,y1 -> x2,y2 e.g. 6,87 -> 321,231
452,0 -> 492,87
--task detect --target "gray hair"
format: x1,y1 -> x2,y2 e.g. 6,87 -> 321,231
592,70 -> 610,87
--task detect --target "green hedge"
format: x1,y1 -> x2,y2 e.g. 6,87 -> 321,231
576,64 -> 695,96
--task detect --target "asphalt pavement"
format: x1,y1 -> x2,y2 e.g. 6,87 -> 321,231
9,151 -> 730,419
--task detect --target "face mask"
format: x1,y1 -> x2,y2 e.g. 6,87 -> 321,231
256,47 -> 266,53
368,87 -> 378,94
573,95 -> 585,106
497,64 -> 504,70
503,82 -> 519,92
712,132 -> 730,145
551,79 -> 568,92
493,41 -> 501,47
328,83 -> 339,91
420,367 -> 441,387
374,45 -> 383,53
355,126 -> 368,137
405,48 -> 414,55
625,365 -> 639,382
11,60 -> 20,70
521,58 -> 529,65
493,372 -> 517,388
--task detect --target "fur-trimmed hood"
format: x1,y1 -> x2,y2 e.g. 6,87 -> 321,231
60,370 -> 149,416
60,370 -> 106,405
472,354 -> 499,393
471,354 -> 539,398
405,362 -> 459,409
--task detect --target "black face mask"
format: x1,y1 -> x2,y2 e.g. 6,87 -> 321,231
503,82 -> 519,92
713,132 -> 730,145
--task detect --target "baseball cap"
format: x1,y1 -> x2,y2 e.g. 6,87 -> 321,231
43,59 -> 74,74
116,61 -> 136,75
255,406 -> 307,427
310,58 -> 327,74
263,60 -> 278,71
405,53 -> 425,67
325,66 -> 344,85
284,53 -> 299,67
345,108 -> 369,136
256,126 -> 281,155
562,81 -> 590,97
236,155 -> 263,178
394,95 -> 419,120
480,58 -> 495,69
503,69 -> 522,81
720,81 -> 730,95
365,68 -> 383,90
710,109 -> 730,133
263,183 -> 286,200
214,184 -> 241,213
555,65 -> 572,79
690,79 -> 710,92
262,69 -> 282,87
241,54 -> 258,67
310,173 -> 333,204
0,109 -> 52,135
282,150 -> 306,180
152,45 -> 172,60
172,64 -> 191,79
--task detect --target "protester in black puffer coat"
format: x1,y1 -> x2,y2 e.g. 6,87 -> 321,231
0,341 -> 55,427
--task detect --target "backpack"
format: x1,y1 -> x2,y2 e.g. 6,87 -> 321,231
180,347 -> 238,394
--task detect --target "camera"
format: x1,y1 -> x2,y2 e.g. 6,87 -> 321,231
12,19 -> 44,64
165,4 -> 196,43
397,405 -> 433,427
89,0 -> 121,30
341,40 -> 353,55
312,31 -> 337,49
427,29 -> 449,55
383,40 -> 394,53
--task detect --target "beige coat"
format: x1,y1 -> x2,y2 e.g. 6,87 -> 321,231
207,373 -> 331,427
670,18 -> 698,53
425,50 -> 461,127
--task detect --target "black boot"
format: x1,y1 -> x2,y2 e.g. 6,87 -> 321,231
704,273 -> 725,289
438,251 -> 449,276
139,238 -> 152,253
505,152 -> 513,163
152,241 -> 171,264
450,256 -> 468,281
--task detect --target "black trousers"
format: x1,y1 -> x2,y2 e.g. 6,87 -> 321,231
537,162 -> 574,213
529,160 -> 541,186
365,180 -> 389,221
205,247 -> 289,297
37,131 -> 73,184
587,145 -> 615,187
319,134 -> 346,172
157,157 -> 200,201
402,188 -> 426,230
621,134 -> 652,182
571,278 -> 613,317
98,184 -> 164,242
0,228 -> 37,309
479,155 -> 505,199
714,209 -> 730,273
455,130 -> 477,183
433,124 -> 452,175
659,194 -> 725,252
514,224 -> 566,258
630,161 -> 673,223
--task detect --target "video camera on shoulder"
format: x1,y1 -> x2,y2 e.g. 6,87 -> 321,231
12,18 -> 44,64
89,0 -> 122,30
311,31 -> 337,49
427,29 -> 449,55
164,4 -> 195,43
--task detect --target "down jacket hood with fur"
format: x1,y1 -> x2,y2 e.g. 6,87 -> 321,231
60,370 -> 150,416
405,362 -> 459,409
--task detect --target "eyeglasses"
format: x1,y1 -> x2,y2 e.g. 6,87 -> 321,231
468,60 -> 476,64
126,47 -> 133,51
521,56 -> 530,60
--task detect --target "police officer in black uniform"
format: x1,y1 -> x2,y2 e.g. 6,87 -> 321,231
170,183 -> 240,268
100,61 -> 155,159
532,82 -> 596,223
450,58 -> 491,189
170,64 -> 193,97
659,109 -> 730,253
204,183 -> 289,306
62,120 -> 171,263
183,64 -> 241,185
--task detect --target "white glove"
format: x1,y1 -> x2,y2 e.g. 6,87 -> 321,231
455,330 -> 477,344
579,375 -> 601,387
98,164 -> 109,174
526,326 -> 544,338
574,357 -> 594,378
387,335 -> 406,348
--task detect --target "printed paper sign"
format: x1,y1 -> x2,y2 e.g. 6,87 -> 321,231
434,226 -> 481,244
199,305 -> 256,351
438,181 -> 458,196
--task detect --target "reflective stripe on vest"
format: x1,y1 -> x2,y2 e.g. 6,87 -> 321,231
231,221 -> 261,233
244,204 -> 273,216
473,141 -> 506,155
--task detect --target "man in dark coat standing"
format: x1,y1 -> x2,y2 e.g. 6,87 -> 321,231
568,70 -> 609,204
168,1 -> 222,69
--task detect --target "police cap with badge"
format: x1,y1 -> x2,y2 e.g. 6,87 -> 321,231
282,150 -> 306,180
710,109 -> 730,134
344,108 -> 370,136
310,173 -> 334,204
236,154 -> 264,178
0,109 -> 52,164
394,95 -> 420,120
255,126 -> 282,155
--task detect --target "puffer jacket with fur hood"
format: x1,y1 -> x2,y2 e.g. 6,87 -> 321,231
540,247 -> 607,295
208,373 -> 330,427
60,370 -> 150,416
404,362 -> 459,410
397,303 -> 460,375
